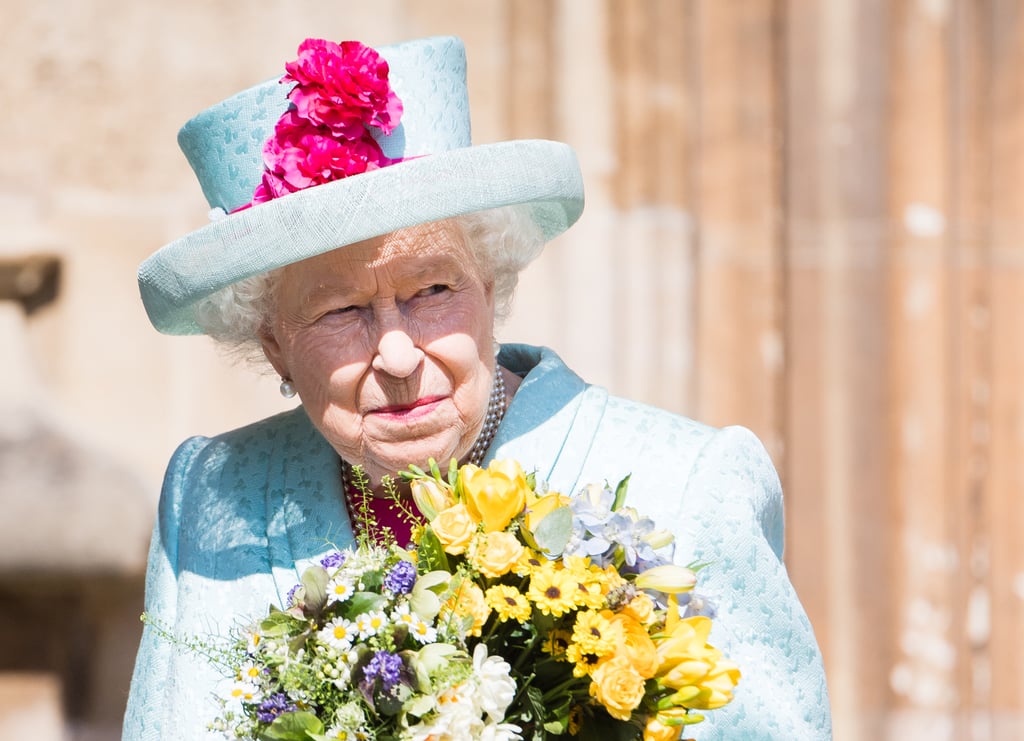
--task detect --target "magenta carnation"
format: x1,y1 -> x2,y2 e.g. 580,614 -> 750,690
245,38 -> 404,208
284,39 -> 403,136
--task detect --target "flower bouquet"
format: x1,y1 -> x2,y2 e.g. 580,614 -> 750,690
171,459 -> 740,741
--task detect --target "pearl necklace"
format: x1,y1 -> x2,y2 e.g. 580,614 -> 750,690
341,365 -> 509,531
465,365 -> 508,467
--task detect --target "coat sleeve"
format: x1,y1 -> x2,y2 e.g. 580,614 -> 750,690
675,425 -> 832,740
122,436 -> 206,741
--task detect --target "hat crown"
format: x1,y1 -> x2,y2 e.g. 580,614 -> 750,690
177,36 -> 471,213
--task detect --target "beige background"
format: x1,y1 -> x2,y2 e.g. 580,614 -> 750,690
2,1 -> 1022,740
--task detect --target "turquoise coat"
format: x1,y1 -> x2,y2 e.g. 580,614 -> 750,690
123,345 -> 832,739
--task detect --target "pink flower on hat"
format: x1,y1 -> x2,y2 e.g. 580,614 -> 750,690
285,39 -> 403,136
249,38 -> 404,207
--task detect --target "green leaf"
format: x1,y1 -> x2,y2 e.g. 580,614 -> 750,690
260,609 -> 302,637
343,591 -> 388,618
532,505 -> 573,557
259,710 -> 324,740
518,518 -> 542,552
612,474 -> 631,511
416,526 -> 450,573
543,720 -> 567,734
525,685 -> 548,741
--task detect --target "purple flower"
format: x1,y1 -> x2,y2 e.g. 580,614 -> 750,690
320,551 -> 347,569
362,650 -> 404,692
680,591 -> 718,619
383,560 -> 417,595
255,692 -> 296,724
285,584 -> 301,607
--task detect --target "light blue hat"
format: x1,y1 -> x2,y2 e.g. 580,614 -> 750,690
138,35 -> 584,335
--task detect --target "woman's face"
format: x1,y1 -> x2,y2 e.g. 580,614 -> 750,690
260,219 -> 496,485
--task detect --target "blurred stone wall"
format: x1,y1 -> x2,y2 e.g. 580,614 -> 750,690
6,2 -> 1024,741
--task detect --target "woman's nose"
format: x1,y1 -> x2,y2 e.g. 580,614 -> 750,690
372,329 -> 424,377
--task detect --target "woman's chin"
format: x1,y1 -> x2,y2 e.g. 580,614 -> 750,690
361,435 -> 465,481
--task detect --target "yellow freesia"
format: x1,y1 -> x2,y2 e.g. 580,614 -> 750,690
643,715 -> 683,741
634,564 -> 697,595
654,616 -> 740,710
409,478 -> 454,521
643,707 -> 703,741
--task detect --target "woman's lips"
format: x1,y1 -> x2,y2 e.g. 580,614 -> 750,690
370,396 -> 446,420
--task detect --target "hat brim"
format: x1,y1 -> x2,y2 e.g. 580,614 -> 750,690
139,139 -> 584,335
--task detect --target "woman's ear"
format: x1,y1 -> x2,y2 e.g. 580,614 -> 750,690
260,327 -> 289,380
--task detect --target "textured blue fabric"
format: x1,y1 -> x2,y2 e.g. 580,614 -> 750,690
123,345 -> 832,739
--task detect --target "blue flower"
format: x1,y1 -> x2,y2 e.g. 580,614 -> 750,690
382,560 -> 417,595
255,692 -> 296,724
320,551 -> 347,569
363,650 -> 404,691
680,591 -> 718,619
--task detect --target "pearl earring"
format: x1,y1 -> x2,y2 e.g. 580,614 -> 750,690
279,378 -> 297,398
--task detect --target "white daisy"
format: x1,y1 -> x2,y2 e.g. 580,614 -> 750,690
408,616 -> 438,644
326,574 -> 356,604
235,661 -> 262,683
223,678 -> 260,704
244,626 -> 263,653
318,617 -> 357,651
353,610 -> 388,639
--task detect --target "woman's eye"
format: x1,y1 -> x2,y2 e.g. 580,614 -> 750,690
415,284 -> 449,298
325,305 -> 357,316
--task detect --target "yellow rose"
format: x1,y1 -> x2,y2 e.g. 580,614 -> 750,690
460,459 -> 529,532
471,530 -> 525,578
588,655 -> 646,721
430,502 -> 477,555
655,616 -> 740,710
621,593 -> 655,625
608,613 -> 659,679
441,579 -> 490,637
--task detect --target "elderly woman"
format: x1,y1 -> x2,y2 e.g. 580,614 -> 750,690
125,36 -> 831,740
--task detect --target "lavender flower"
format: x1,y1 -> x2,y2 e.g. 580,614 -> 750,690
320,551 -> 347,569
362,650 -> 404,692
256,692 -> 297,724
382,560 -> 417,595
